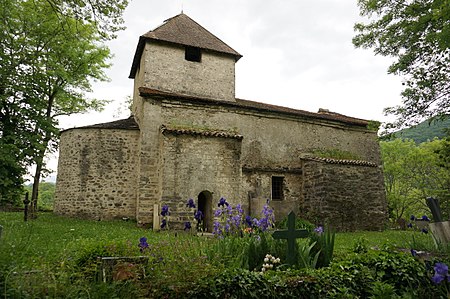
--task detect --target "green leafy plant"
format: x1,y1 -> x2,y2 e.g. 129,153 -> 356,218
353,236 -> 369,254
277,215 -> 315,231
297,241 -> 320,269
310,226 -> 335,268
369,281 -> 398,299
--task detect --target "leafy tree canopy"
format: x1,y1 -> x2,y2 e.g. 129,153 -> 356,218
353,0 -> 450,130
389,114 -> 450,143
45,0 -> 128,39
0,0 -> 120,205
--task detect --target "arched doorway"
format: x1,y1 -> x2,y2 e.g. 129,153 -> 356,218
198,190 -> 213,232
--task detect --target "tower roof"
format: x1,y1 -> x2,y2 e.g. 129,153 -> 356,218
129,13 -> 242,78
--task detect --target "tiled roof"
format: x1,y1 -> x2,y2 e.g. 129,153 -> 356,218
130,13 -> 242,78
303,156 -> 378,167
62,116 -> 139,132
160,125 -> 243,140
139,87 -> 370,128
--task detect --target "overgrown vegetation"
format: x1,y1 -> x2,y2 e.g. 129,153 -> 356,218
1,212 -> 449,298
23,182 -> 55,211
381,137 -> 450,223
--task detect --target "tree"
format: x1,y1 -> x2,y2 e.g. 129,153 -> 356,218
45,0 -> 129,40
353,0 -> 450,129
381,138 -> 450,222
0,0 -> 121,207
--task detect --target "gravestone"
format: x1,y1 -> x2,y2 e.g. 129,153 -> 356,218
272,211 -> 309,265
427,197 -> 450,245
98,256 -> 149,282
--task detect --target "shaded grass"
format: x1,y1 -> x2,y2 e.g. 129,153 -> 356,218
0,212 -> 435,265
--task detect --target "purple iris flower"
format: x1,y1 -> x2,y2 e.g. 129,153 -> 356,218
218,197 -> 229,207
139,237 -> 149,252
245,215 -> 253,227
186,199 -> 196,209
432,262 -> 450,284
422,228 -> 428,234
232,215 -> 241,227
184,221 -> 191,230
194,210 -> 204,221
226,204 -> 233,215
410,249 -> 417,257
421,215 -> 430,221
236,204 -> 244,215
161,205 -> 169,216
407,223 -> 413,228
410,215 -> 416,221
314,226 -> 324,234
214,209 -> 222,217
213,221 -> 222,235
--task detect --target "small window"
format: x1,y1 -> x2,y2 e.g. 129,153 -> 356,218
272,176 -> 284,201
185,46 -> 201,62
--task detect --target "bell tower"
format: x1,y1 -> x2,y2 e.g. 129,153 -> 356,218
129,13 -> 242,102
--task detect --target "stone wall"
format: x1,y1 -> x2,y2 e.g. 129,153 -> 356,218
140,42 -> 236,102
160,99 -> 381,167
54,128 -> 139,220
242,169 -> 303,220
302,160 -> 387,231
160,131 -> 242,230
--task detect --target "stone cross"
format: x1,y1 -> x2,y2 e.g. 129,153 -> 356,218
272,211 -> 309,265
23,192 -> 30,222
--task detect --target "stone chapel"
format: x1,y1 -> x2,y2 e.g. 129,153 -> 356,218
54,13 -> 387,231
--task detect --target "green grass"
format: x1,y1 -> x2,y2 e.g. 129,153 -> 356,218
0,212 -> 440,298
0,212 -> 434,267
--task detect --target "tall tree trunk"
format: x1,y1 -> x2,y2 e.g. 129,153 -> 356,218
30,157 -> 42,219
29,134 -> 51,218
30,92 -> 55,218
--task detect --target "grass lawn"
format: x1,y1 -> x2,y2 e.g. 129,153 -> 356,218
0,212 -> 432,265
0,212 -> 443,298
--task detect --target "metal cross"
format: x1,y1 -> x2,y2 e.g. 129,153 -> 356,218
272,211 -> 309,265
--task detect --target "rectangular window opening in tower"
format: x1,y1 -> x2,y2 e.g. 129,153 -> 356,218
271,176 -> 284,201
185,46 -> 202,62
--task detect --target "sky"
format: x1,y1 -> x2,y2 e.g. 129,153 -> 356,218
47,0 -> 405,180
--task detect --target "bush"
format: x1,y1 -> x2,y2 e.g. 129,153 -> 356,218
277,216 -> 315,231
185,268 -> 276,299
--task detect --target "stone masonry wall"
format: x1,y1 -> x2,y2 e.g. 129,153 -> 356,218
302,160 -> 387,231
160,133 -> 242,230
161,100 -> 381,167
242,170 -> 303,220
135,101 -> 163,225
141,42 -> 236,102
54,128 -> 139,220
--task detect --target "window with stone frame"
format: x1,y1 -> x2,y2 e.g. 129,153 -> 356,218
271,176 -> 284,201
185,46 -> 202,62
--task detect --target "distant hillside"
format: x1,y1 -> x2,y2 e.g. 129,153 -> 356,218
391,116 -> 450,143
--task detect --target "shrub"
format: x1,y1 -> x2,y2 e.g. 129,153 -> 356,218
277,215 -> 315,231
185,268 -> 276,299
